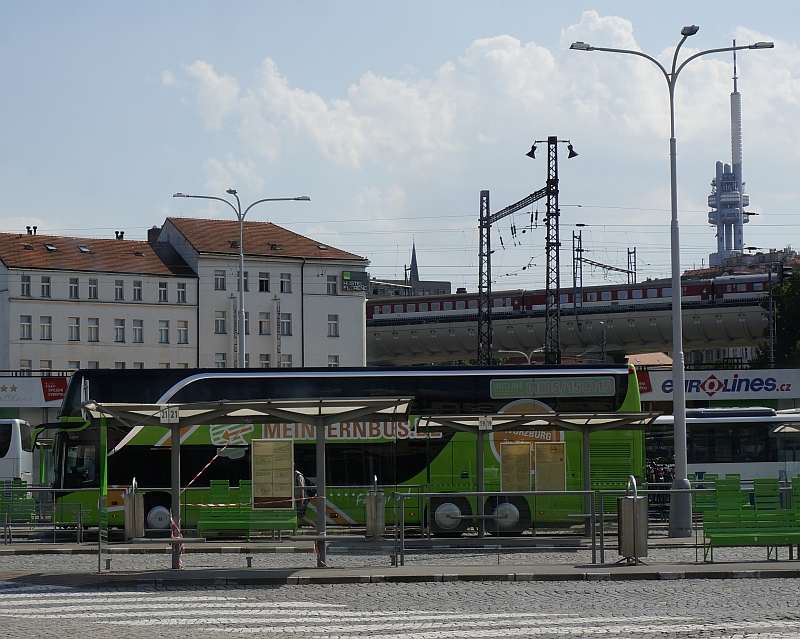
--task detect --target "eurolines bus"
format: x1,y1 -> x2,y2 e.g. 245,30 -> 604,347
49,365 -> 645,534
0,419 -> 33,485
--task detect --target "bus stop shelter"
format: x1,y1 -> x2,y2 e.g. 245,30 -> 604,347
81,396 -> 413,568
415,411 -> 660,536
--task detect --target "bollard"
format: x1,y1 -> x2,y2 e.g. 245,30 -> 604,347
246,556 -> 253,568
105,558 -> 112,571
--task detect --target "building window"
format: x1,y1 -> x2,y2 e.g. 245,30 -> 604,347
244,311 -> 250,335
69,277 -> 79,299
159,363 -> 170,369
115,280 -> 124,300
327,314 -> 339,337
214,353 -> 226,368
68,361 -> 80,370
159,320 -> 169,344
328,355 -> 339,368
158,281 -> 168,302
133,280 -> 142,301
245,353 -> 250,368
133,362 -> 144,369
259,272 -> 270,292
88,279 -> 98,299
214,311 -> 226,334
115,362 -> 125,370
21,275 -> 30,297
114,319 -> 125,342
214,270 -> 226,290
19,315 -> 31,340
87,361 -> 99,369
41,276 -> 51,298
133,319 -> 143,343
177,363 -> 189,369
40,360 -> 52,370
68,317 -> 80,341
259,354 -> 270,368
327,275 -> 337,296
177,282 -> 186,303
280,313 -> 292,336
88,318 -> 99,342
177,320 -> 188,344
280,273 -> 291,293
279,354 -> 292,368
259,312 -> 270,335
237,271 -> 249,292
19,359 -> 32,372
40,316 -> 52,340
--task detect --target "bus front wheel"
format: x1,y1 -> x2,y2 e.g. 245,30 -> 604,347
429,496 -> 472,536
483,497 -> 531,535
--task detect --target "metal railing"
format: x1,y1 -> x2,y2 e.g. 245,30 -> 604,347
2,487 -> 85,544
391,490 -> 597,567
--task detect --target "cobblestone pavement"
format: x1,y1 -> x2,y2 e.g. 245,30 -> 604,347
0,544 -> 789,572
1,578 -> 800,638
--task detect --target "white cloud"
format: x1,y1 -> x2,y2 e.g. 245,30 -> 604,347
184,61 -> 240,130
161,70 -> 177,87
203,153 -> 264,195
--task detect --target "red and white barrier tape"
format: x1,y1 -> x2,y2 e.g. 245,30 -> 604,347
169,509 -> 184,569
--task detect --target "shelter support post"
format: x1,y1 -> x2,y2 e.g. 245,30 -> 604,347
171,423 -> 181,569
315,421 -> 327,567
477,431 -> 485,538
582,427 -> 592,538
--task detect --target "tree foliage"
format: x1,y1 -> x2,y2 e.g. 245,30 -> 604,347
751,272 -> 800,366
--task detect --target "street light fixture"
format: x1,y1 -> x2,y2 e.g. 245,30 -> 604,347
571,27 -> 773,537
498,348 -> 543,366
173,191 -> 311,368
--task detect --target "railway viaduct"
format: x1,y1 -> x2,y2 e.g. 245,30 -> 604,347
366,299 -> 767,366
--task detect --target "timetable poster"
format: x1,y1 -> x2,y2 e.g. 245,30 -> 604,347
251,439 -> 294,509
500,442 -> 532,492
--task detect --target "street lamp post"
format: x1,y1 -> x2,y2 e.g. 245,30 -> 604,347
571,28 -> 773,537
173,191 -> 310,368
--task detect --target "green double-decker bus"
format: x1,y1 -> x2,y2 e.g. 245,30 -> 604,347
49,365 -> 646,534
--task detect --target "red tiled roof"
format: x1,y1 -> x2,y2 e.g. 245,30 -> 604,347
165,217 -> 366,262
0,233 -> 194,276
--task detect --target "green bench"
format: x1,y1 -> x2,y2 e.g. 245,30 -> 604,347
702,509 -> 800,562
194,480 -> 297,540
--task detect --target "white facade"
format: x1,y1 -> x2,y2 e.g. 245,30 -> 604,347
0,266 -> 199,371
0,220 -> 368,372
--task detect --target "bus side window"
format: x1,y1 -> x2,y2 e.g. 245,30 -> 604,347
0,423 -> 10,458
64,443 -> 98,488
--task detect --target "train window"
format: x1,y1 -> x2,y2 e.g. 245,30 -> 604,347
647,289 -> 658,298
586,293 -> 597,302
574,293 -> 582,302
419,303 -> 428,311
618,291 -> 628,300
382,305 -> 391,313
601,292 -> 611,301
468,300 -> 478,309
632,290 -> 642,299
493,298 -> 503,307
506,298 -> 511,306
736,283 -> 747,292
456,301 -> 465,310
407,304 -> 416,312
662,288 -> 672,297
431,302 -> 441,311
753,283 -> 763,291
560,294 -> 568,303
726,285 -> 732,292
444,302 -> 453,310
393,305 -> 403,313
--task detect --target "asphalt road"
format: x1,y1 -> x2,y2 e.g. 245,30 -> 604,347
2,578 -> 800,639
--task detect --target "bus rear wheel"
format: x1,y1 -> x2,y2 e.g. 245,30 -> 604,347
483,497 -> 531,535
144,493 -> 172,530
429,496 -> 472,536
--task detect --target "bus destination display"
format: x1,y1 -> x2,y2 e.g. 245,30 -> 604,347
491,377 -> 615,399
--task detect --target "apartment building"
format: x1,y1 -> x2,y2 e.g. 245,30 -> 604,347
0,219 -> 368,371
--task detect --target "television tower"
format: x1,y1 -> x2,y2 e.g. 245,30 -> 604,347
708,42 -> 750,267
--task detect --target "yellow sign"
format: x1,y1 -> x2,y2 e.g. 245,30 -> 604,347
500,442 -> 532,492
251,439 -> 294,509
534,442 -> 566,491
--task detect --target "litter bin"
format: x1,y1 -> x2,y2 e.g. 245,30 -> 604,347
618,475 -> 648,561
123,482 -> 145,541
365,477 -> 386,540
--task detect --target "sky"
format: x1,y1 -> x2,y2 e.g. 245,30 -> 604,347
2,1 -> 799,291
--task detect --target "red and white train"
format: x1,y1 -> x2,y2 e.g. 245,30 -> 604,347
367,273 -> 770,322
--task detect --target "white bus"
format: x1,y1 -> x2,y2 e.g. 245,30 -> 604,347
0,419 -> 33,484
654,408 -> 800,482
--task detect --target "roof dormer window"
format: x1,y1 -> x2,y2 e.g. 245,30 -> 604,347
78,245 -> 91,253
44,243 -> 58,251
